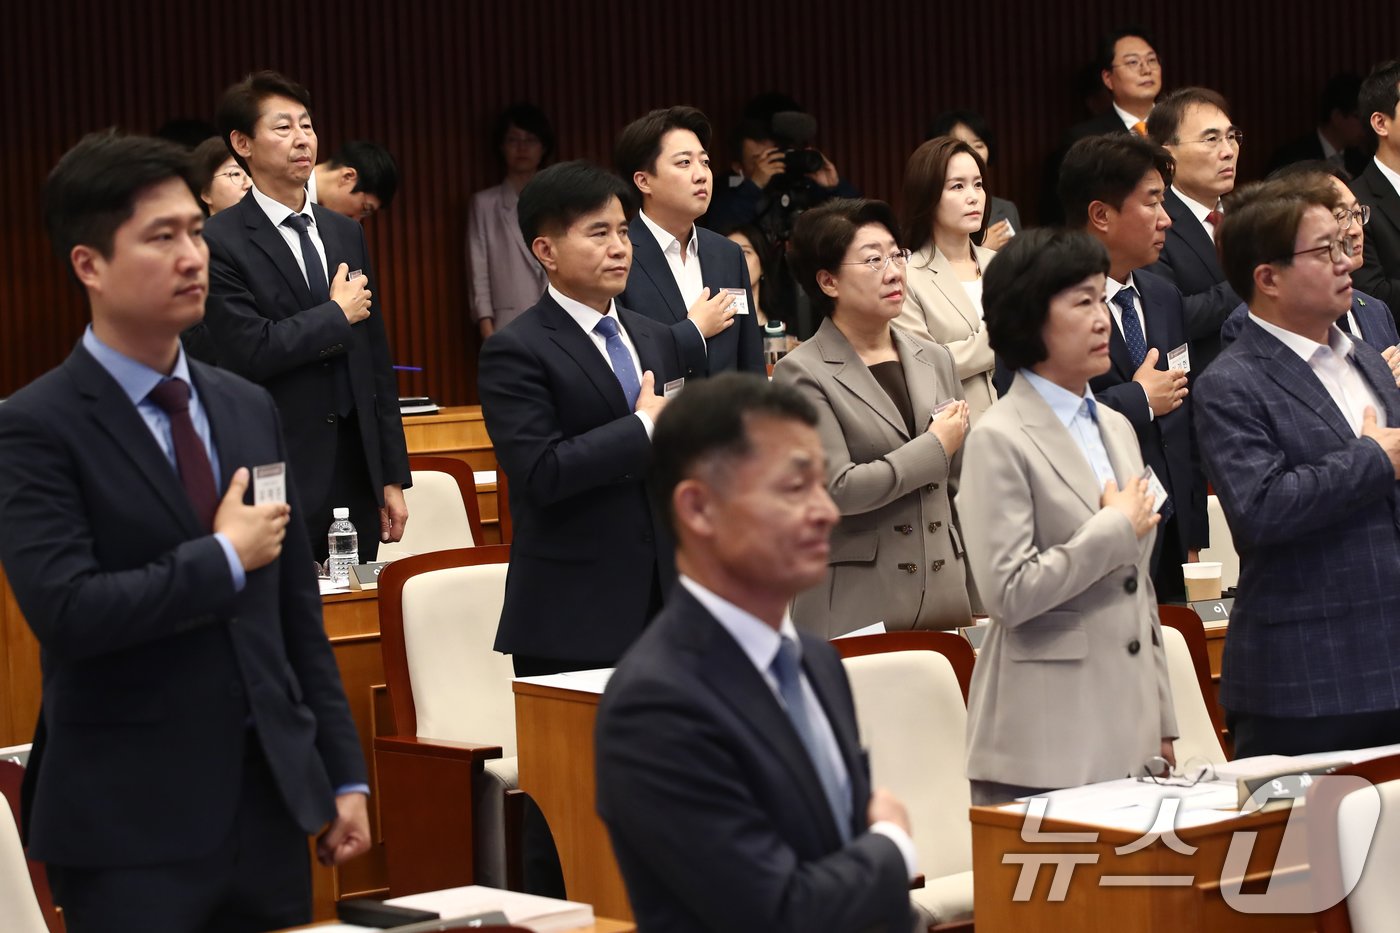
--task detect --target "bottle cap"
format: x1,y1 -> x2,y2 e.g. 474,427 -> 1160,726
333,507 -> 350,519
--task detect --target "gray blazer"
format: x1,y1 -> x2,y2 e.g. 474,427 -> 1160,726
773,318 -> 972,638
467,182 -> 548,330
956,373 -> 1177,789
896,243 -> 999,423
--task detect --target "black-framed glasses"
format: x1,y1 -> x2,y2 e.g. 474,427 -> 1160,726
1336,205 -> 1371,227
841,249 -> 911,274
214,168 -> 248,183
1282,240 -> 1353,265
1175,129 -> 1244,149
1136,756 -> 1216,787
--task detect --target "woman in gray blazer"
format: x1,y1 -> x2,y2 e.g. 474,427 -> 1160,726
897,137 -> 1000,423
774,199 -> 973,638
956,229 -> 1177,804
467,104 -> 553,339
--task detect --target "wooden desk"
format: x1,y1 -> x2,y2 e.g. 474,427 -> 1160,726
513,680 -> 632,922
401,405 -> 495,473
970,802 -> 1313,932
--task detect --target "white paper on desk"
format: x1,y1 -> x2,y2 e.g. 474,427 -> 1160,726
1210,755 -> 1309,783
1031,778 -> 1226,826
386,885 -> 593,932
834,621 -> 887,639
318,578 -> 349,596
513,668 -> 615,695
474,470 -> 497,486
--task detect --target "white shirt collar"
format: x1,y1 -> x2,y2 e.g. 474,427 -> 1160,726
1021,368 -> 1099,431
548,283 -> 618,334
306,167 -> 319,204
1374,157 -> 1400,200
1105,272 -> 1137,301
1317,128 -> 1340,162
1172,187 -> 1218,225
679,575 -> 800,676
639,210 -> 698,260
1246,311 -> 1355,364
1113,101 -> 1149,133
249,181 -> 313,229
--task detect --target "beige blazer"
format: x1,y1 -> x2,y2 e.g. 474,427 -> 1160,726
773,318 -> 972,638
467,182 -> 548,330
956,373 -> 1177,789
896,243 -> 999,423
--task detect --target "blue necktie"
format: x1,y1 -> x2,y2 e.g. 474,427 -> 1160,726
282,213 -> 330,303
1113,287 -> 1148,370
594,316 -> 641,409
771,637 -> 852,842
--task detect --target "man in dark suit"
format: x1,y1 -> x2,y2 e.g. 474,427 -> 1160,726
1197,175 -> 1400,758
1061,134 -> 1207,601
1353,60 -> 1400,313
615,106 -> 764,376
1041,25 -> 1161,224
1268,73 -> 1367,178
478,162 -> 683,676
596,374 -> 918,933
0,132 -> 369,932
203,71 -> 410,563
1144,87 -> 1245,372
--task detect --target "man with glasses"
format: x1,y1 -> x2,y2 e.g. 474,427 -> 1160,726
1353,60 -> 1400,314
1145,87 -> 1245,372
1195,175 -> 1400,758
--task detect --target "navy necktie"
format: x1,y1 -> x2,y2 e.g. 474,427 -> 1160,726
1113,287 -> 1148,370
282,213 -> 330,303
771,637 -> 852,842
594,316 -> 642,409
147,378 -> 218,531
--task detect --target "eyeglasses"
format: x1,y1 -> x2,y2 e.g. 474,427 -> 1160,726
1136,756 -> 1216,787
1336,205 -> 1371,227
1112,55 -> 1160,72
1174,129 -> 1244,150
841,249 -> 911,273
214,169 -> 248,183
1282,239 -> 1353,265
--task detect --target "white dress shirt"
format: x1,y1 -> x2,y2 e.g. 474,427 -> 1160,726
549,284 -> 654,436
1106,274 -> 1156,421
1114,102 -> 1149,133
1374,156 -> 1400,201
306,168 -> 319,205
249,182 -> 328,291
1248,313 -> 1385,434
638,210 -> 707,349
678,575 -> 919,878
1172,187 -> 1221,243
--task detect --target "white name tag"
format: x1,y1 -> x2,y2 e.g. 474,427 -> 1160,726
1167,342 -> 1191,373
1141,466 -> 1169,514
253,462 -> 287,504
663,377 -> 686,398
724,287 -> 750,315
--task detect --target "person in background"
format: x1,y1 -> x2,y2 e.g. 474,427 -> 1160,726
192,136 -> 252,216
1353,60 -> 1400,312
926,110 -> 1020,250
310,140 -> 399,222
1269,73 -> 1367,177
775,198 -> 972,637
958,227 -> 1175,804
897,137 -> 999,424
468,103 -> 554,340
720,223 -> 772,324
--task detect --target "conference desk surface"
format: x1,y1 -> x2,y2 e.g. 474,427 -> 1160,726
283,918 -> 634,932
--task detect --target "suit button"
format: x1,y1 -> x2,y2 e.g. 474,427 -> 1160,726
1128,639 -> 1141,655
931,559 -> 945,573
925,483 -> 940,492
898,562 -> 917,574
1124,577 -> 1138,594
928,521 -> 942,533
894,524 -> 913,535
326,414 -> 336,424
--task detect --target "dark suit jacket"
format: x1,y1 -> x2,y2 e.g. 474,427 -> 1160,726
619,221 -> 764,377
1089,270 -> 1209,553
1220,289 -> 1399,351
0,345 -> 365,867
478,293 -> 684,662
1194,320 -> 1400,718
595,585 -> 915,933
1267,131 -> 1367,178
203,193 -> 411,515
1352,159 -> 1400,314
1144,189 -> 1242,372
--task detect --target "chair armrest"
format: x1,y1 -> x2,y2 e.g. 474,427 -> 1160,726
910,872 -> 925,890
373,734 -> 504,762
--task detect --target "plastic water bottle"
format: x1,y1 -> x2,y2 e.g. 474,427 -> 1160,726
327,508 -> 358,587
763,321 -> 788,377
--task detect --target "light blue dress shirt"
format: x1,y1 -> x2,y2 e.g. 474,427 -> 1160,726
1022,369 -> 1119,489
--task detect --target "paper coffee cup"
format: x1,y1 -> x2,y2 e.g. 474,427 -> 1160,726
1182,561 -> 1223,601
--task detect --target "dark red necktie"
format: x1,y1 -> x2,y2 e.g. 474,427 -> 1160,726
147,378 -> 218,531
1205,210 -> 1223,228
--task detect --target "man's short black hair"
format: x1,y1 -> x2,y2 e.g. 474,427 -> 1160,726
44,130 -> 201,261
494,103 -> 556,163
517,160 -> 637,247
984,228 -> 1110,371
327,140 -> 399,207
1146,87 -> 1232,147
1097,24 -> 1155,72
1359,60 -> 1400,149
215,70 -> 313,173
926,109 -> 997,163
615,106 -> 712,202
1059,134 -> 1175,228
1218,176 -> 1340,304
649,373 -> 818,537
789,198 -> 902,319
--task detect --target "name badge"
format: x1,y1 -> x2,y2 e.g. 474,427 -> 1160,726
1141,466 -> 1169,514
724,287 -> 750,315
1167,342 -> 1191,373
663,377 -> 686,398
253,462 -> 286,504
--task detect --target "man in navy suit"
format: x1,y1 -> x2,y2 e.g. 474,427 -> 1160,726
1061,134 -> 1207,601
478,162 -> 684,676
1145,88 -> 1245,373
615,106 -> 764,377
597,374 -> 917,933
0,132 -> 368,932
1353,60 -> 1400,313
1197,175 -> 1400,757
203,71 -> 410,563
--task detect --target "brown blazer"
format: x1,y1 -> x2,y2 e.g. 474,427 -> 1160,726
956,373 -> 1177,789
773,318 -> 972,638
896,243 -> 999,423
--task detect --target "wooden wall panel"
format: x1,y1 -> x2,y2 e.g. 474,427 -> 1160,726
3,0 -> 1398,401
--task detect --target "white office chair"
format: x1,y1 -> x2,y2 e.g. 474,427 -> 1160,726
375,457 -> 484,561
0,785 -> 49,933
837,633 -> 976,928
1160,625 -> 1228,765
1309,754 -> 1400,933
1199,494 -> 1239,591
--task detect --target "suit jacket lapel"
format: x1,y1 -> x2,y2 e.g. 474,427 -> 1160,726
1009,373 -> 1103,513
620,308 -> 665,379
242,197 -> 315,307
1166,191 -> 1222,276
189,364 -> 240,491
1351,342 -> 1400,426
628,221 -> 688,323
1242,324 -> 1356,444
818,319 -> 909,439
919,245 -> 982,336
540,296 -> 630,417
1106,314 -> 1135,380
1364,163 -> 1400,241
893,326 -> 945,424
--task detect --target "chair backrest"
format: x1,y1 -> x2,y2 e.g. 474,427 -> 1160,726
378,546 -> 516,755
376,457 -> 484,560
1199,494 -> 1239,590
835,632 -> 975,880
1157,605 -> 1228,765
1309,754 -> 1400,933
0,764 -> 50,933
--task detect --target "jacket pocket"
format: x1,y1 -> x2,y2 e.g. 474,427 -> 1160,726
829,530 -> 878,565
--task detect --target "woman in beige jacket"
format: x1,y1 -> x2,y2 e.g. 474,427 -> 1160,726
897,137 -> 1000,422
774,198 -> 973,638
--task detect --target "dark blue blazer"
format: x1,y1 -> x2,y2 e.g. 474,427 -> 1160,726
1144,189 -> 1241,372
1220,289 -> 1399,352
595,585 -> 915,933
1089,269 -> 1209,552
203,193 -> 410,515
1194,319 -> 1400,718
1353,160 -> 1400,314
619,221 -> 764,377
0,345 -> 365,867
478,293 -> 684,662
